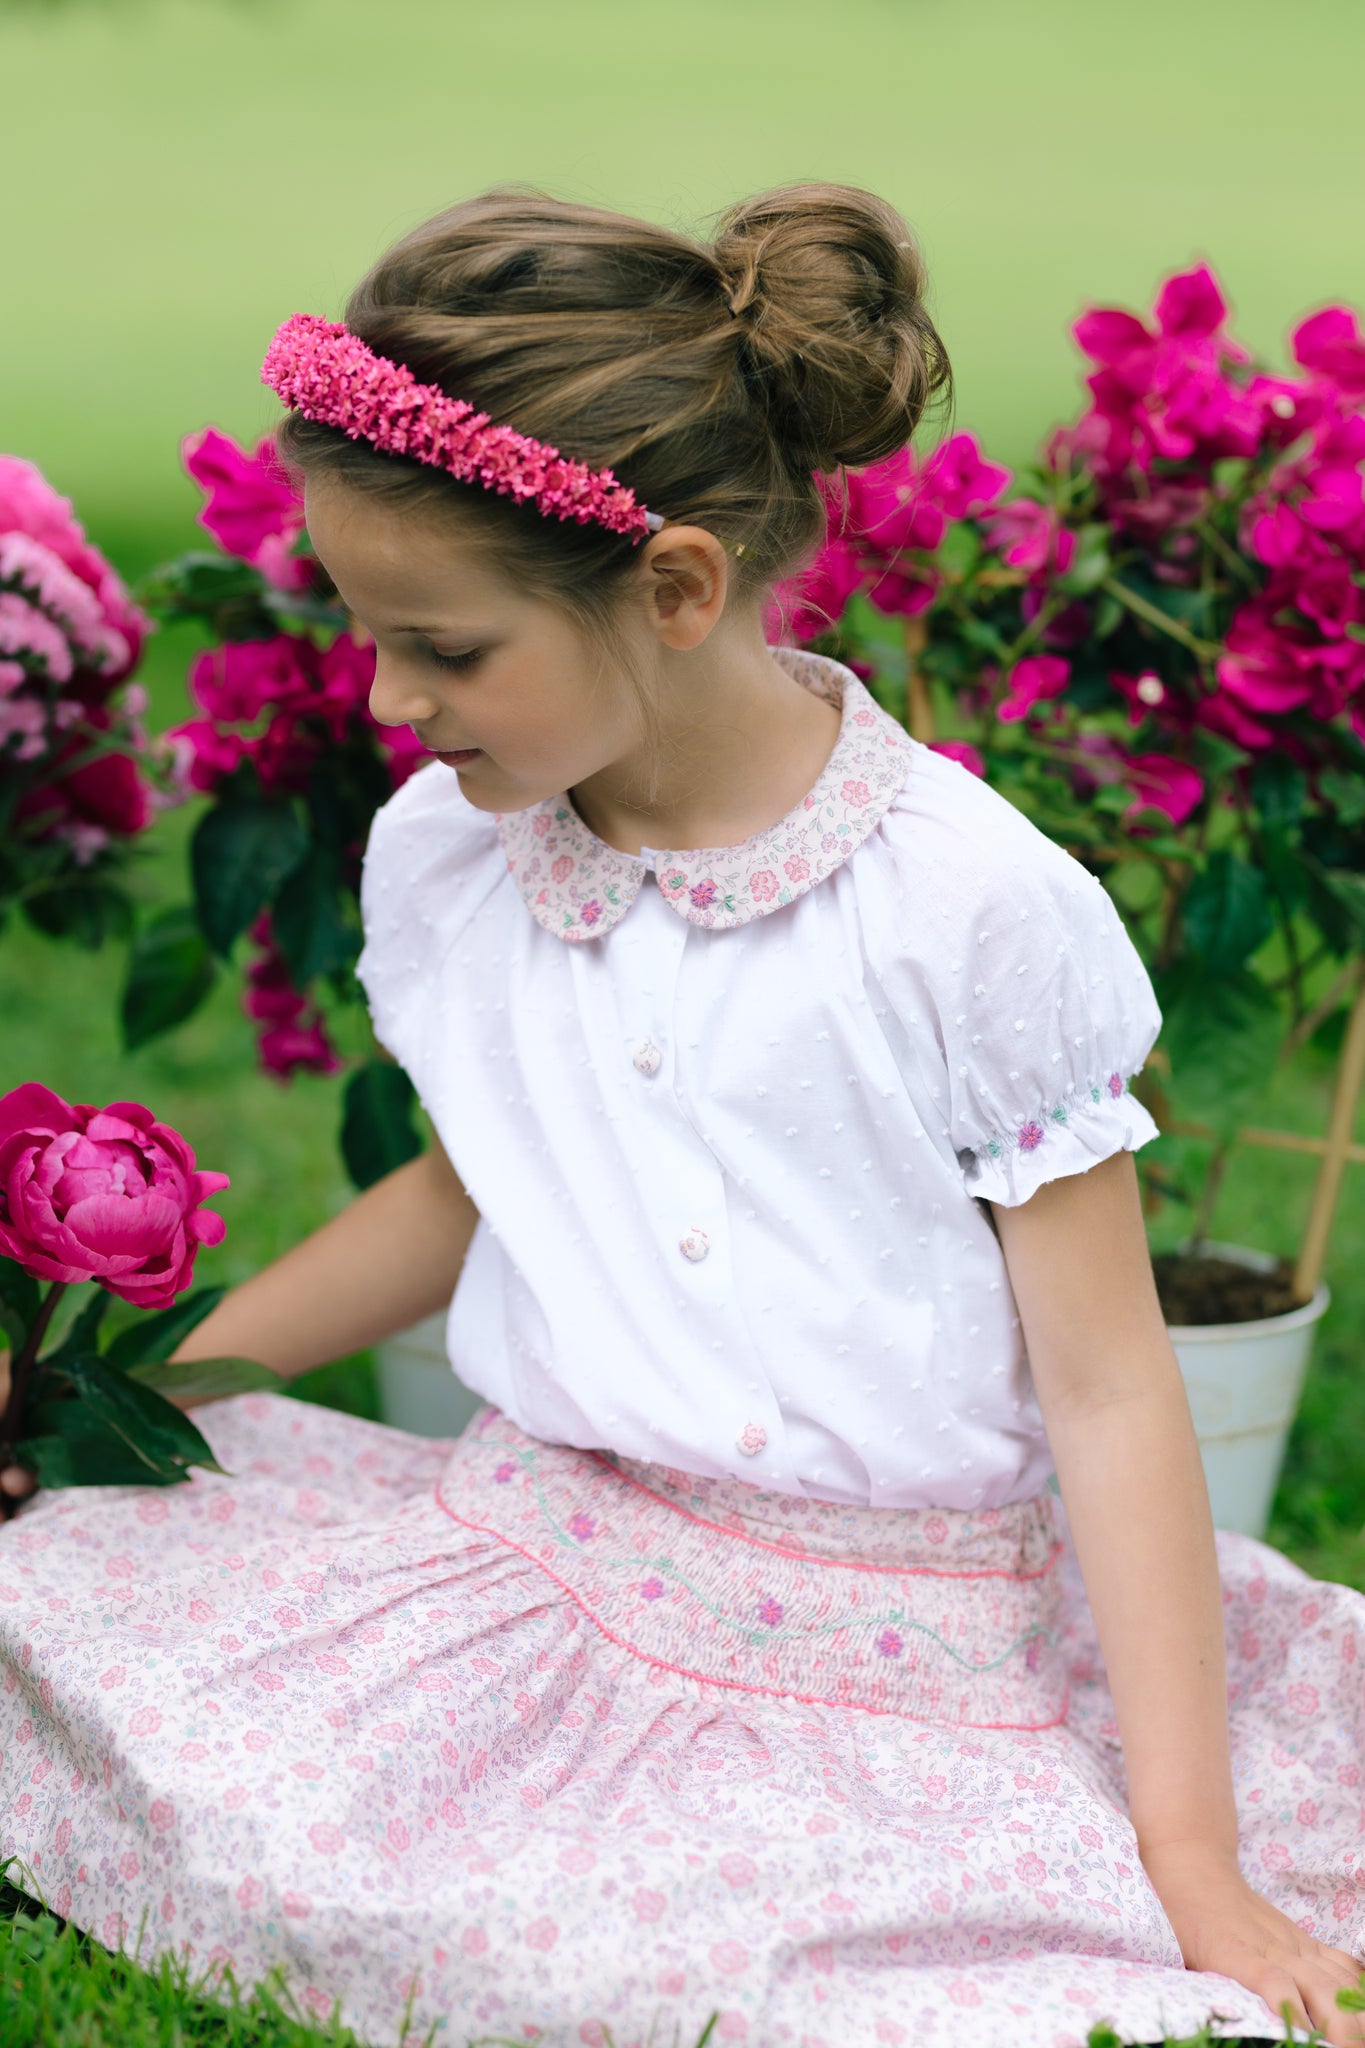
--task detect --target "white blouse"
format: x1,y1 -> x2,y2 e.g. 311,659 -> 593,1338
355,650 -> 1162,1510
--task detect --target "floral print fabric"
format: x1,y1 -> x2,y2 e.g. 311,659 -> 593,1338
493,650 -> 916,941
3,1394 -> 1362,2048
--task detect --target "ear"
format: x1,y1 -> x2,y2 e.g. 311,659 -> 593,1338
639,527 -> 730,650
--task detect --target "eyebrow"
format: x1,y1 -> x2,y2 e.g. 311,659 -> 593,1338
388,624 -> 487,638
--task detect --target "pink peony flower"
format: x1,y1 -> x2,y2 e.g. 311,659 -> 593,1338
0,1083 -> 229,1307
182,427 -> 310,590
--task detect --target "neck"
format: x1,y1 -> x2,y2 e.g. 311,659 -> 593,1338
568,618 -> 843,858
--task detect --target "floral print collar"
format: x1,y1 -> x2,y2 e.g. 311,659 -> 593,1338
494,650 -> 916,942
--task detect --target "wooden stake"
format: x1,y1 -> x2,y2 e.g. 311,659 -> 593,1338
1294,964 -> 1365,1302
904,616 -> 933,741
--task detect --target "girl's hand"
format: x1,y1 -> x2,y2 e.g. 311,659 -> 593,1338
1143,1841 -> 1365,2047
0,1348 -> 39,1514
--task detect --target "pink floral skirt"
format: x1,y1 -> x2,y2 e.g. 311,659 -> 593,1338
1,1393 -> 1362,2048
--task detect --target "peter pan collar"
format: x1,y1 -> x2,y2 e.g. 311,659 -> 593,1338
494,648 -> 916,942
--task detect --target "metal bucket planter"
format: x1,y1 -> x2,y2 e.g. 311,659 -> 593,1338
1168,1242 -> 1330,1539
373,1310 -> 483,1441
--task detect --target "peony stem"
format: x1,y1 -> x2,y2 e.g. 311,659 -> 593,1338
1,1279 -> 65,1462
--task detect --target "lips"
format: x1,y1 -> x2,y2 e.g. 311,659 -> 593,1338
421,742 -> 482,764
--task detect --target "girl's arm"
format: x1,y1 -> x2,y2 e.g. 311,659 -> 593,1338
992,1151 -> 1364,2048
166,1130 -> 479,1388
0,1132 -> 478,1501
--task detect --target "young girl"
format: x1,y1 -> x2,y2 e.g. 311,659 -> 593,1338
2,184 -> 1363,2048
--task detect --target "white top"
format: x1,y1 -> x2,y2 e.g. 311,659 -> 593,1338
355,650 -> 1162,1509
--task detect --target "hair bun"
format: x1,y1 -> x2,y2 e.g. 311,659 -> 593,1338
712,182 -> 950,474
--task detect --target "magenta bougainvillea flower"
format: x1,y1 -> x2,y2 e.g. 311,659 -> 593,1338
997,655 -> 1071,724
242,916 -> 342,1083
182,427 -> 312,591
167,629 -> 420,800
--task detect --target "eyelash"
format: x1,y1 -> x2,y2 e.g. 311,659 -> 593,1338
428,647 -> 483,674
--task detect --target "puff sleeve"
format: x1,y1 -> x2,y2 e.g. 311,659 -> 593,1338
865,753 -> 1163,1208
354,760 -> 506,1078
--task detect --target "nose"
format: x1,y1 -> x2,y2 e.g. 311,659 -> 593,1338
367,650 -> 440,731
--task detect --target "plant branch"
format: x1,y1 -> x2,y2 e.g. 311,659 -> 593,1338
1100,575 -> 1223,662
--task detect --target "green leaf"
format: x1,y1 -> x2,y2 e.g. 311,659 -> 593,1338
22,881 -> 133,950
1318,767 -> 1365,827
190,792 -> 309,956
1259,827 -> 1307,916
271,843 -> 362,986
1056,522 -> 1111,596
1092,592 -> 1124,641
0,1257 -> 41,1352
39,1289 -> 110,1374
1302,859 -> 1365,955
1154,963 -> 1283,1136
341,1061 -> 423,1191
120,905 -> 217,1050
14,1426 -> 189,1491
127,1355 -> 285,1404
1250,756 -> 1308,828
935,522 -> 980,580
60,1353 -> 227,1479
103,1285 -> 226,1374
1182,852 -> 1274,970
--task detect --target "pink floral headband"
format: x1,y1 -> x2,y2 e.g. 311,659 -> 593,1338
260,313 -> 664,543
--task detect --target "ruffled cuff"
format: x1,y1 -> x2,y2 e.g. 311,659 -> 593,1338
961,1079 -> 1161,1208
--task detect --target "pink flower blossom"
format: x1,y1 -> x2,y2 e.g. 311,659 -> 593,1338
981,499 -> 1076,578
928,739 -> 985,778
778,536 -> 864,643
1292,306 -> 1365,401
997,655 -> 1070,722
182,427 -> 311,590
0,456 -> 148,685
1071,265 -> 1261,477
1123,752 -> 1204,827
0,1082 -> 229,1307
749,869 -> 777,902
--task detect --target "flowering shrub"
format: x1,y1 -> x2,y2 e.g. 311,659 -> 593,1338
0,1082 -> 279,1507
784,268 -> 1365,1157
126,430 -> 426,1183
0,457 -> 165,948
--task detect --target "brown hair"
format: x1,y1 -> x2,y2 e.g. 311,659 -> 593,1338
279,183 -> 950,780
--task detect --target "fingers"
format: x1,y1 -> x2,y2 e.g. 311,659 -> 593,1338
1247,1955 -> 1365,2048
1,1464 -> 36,1500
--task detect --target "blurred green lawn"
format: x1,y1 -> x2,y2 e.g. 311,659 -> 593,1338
1,0 -> 1364,1579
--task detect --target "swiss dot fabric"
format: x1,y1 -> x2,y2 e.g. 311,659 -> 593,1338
355,652 -> 1163,1511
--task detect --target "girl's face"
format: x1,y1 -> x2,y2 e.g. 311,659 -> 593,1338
304,477 -> 650,814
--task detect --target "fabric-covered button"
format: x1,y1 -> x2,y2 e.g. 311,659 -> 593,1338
679,1228 -> 709,1263
632,1039 -> 662,1077
736,1422 -> 767,1456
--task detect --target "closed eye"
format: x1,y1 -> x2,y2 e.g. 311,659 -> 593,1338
428,646 -> 484,674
